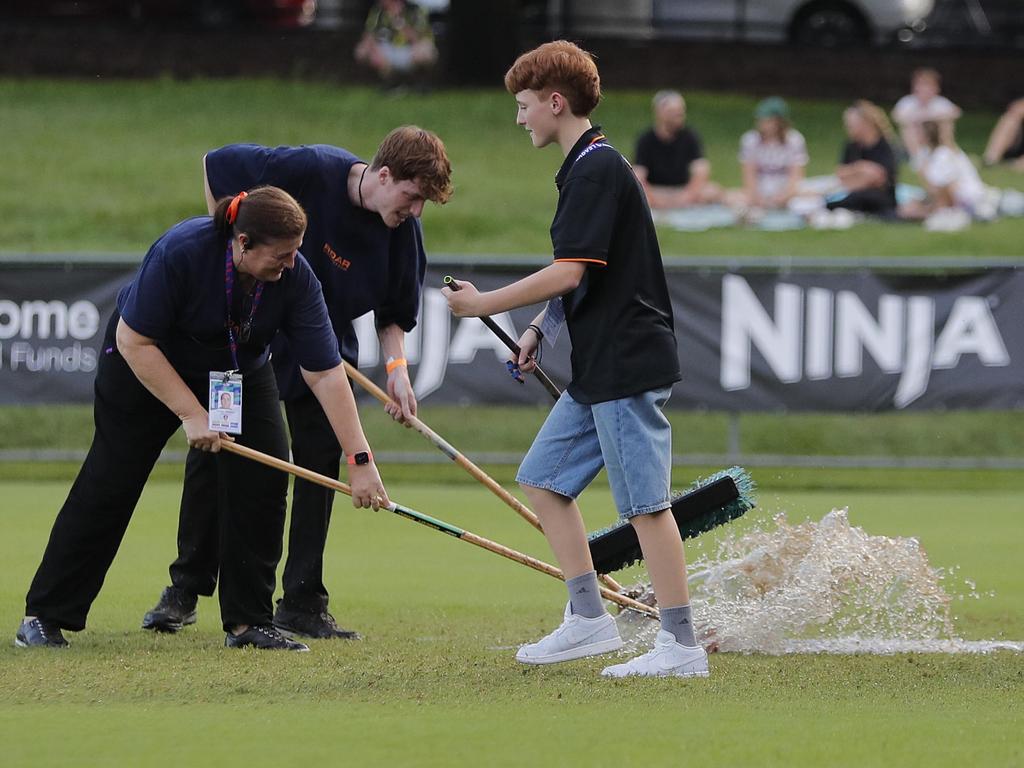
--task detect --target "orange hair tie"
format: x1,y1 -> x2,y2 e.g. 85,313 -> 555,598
226,191 -> 248,225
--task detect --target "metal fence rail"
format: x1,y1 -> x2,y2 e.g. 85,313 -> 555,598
3,449 -> 1021,472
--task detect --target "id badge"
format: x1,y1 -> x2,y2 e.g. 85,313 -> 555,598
539,297 -> 564,345
208,372 -> 243,435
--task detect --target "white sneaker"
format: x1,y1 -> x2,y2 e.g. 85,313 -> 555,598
516,603 -> 623,665
601,630 -> 709,679
924,207 -> 971,232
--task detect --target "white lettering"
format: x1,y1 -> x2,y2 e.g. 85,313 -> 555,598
0,300 -> 20,339
450,312 -> 517,364
412,289 -> 451,398
7,342 -> 97,373
894,297 -> 936,408
0,299 -> 102,341
721,275 -> 802,391
932,296 -> 1010,369
10,342 -> 29,370
718,278 -> 1012,408
353,312 -> 378,368
835,292 -> 903,377
805,287 -> 833,380
68,301 -> 99,340
20,301 -> 68,340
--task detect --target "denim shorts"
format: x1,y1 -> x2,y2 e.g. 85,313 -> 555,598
516,386 -> 673,520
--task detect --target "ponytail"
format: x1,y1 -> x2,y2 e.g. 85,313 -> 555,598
852,99 -> 899,148
213,185 -> 307,246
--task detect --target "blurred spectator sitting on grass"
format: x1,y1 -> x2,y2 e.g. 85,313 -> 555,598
899,121 -> 992,231
633,90 -> 721,209
982,98 -> 1024,170
827,100 -> 899,217
725,97 -> 808,211
892,68 -> 961,158
355,0 -> 437,87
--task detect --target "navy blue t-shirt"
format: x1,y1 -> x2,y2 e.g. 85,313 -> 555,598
117,217 -> 341,379
205,143 -> 427,400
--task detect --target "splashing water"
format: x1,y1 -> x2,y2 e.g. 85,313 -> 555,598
616,508 -> 1023,655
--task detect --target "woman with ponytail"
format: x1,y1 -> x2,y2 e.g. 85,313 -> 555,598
828,100 -> 900,217
17,186 -> 388,652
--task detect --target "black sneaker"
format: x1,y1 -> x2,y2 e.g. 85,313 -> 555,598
273,601 -> 362,640
15,618 -> 68,648
225,624 -> 309,651
141,586 -> 198,633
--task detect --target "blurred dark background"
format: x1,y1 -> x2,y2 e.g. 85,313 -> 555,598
2,0 -> 1022,107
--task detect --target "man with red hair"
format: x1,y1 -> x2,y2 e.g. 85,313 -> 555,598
443,41 -> 708,679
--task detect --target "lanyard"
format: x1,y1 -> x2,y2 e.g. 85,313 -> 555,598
224,243 -> 263,372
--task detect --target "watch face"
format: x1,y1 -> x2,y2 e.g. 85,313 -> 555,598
355,451 -> 370,466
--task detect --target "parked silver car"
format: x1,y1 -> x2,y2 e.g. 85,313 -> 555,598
551,0 -> 935,46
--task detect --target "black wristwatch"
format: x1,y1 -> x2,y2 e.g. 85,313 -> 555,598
348,450 -> 372,468
347,450 -> 373,467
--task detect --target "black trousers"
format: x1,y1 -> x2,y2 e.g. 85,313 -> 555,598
25,349 -> 289,632
170,390 -> 341,613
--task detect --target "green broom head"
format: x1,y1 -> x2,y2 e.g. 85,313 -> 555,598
586,466 -> 757,574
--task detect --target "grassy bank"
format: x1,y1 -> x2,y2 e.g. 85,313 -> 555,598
2,79 -> 1022,257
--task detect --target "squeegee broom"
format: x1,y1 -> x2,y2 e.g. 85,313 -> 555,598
344,362 -> 754,580
442,274 -> 757,575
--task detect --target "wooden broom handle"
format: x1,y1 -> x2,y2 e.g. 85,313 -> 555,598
219,440 -> 657,618
344,361 -> 626,595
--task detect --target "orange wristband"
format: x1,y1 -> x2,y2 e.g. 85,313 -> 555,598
385,357 -> 407,374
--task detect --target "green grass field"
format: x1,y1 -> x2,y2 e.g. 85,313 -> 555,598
2,79 -> 1023,258
1,474 -> 1022,766
2,78 -> 1023,766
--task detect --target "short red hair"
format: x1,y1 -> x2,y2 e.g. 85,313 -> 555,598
504,40 -> 601,117
371,126 -> 453,204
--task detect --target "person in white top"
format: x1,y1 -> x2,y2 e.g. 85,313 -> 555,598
899,121 -> 991,230
892,68 -> 961,157
728,97 -> 809,211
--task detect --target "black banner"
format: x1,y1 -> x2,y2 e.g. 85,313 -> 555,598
2,261 -> 1022,411
0,265 -> 133,405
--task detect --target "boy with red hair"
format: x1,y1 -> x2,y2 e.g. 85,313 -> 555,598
443,41 -> 707,678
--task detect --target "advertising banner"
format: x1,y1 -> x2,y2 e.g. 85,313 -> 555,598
2,261 -> 1021,411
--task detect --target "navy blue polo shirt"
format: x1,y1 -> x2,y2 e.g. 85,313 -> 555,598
550,127 -> 681,404
117,217 -> 341,379
205,143 -> 427,400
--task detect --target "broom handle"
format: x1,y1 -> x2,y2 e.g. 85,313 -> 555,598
443,276 -> 562,400
219,440 -> 657,618
343,362 -> 626,595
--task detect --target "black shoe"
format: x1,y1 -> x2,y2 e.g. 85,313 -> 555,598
141,586 -> 198,633
273,601 -> 362,640
225,624 -> 309,651
15,618 -> 68,648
